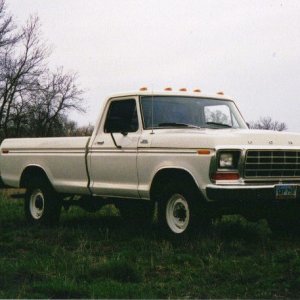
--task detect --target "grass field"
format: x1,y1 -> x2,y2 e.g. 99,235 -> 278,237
1,190 -> 300,299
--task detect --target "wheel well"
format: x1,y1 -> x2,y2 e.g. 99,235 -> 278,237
150,168 -> 200,201
20,166 -> 49,188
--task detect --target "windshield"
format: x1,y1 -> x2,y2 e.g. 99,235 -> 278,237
140,96 -> 247,129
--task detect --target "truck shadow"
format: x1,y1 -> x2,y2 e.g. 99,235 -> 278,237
60,213 -> 157,239
59,210 -> 274,243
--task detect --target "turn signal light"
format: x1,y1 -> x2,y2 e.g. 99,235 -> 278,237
197,149 -> 211,155
211,172 -> 240,181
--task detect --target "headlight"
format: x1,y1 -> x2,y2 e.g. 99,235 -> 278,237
219,153 -> 233,168
218,151 -> 240,169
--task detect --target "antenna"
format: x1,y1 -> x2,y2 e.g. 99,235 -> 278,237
151,87 -> 154,134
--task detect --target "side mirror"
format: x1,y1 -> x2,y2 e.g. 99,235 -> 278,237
246,122 -> 250,129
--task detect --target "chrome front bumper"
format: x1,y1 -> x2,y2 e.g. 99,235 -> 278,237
206,184 -> 300,203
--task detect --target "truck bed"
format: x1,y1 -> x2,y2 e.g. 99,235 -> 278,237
0,137 -> 91,194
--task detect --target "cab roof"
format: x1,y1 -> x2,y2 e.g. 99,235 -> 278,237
107,90 -> 235,102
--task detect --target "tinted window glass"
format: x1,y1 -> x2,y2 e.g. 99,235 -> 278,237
104,99 -> 138,133
141,96 -> 247,129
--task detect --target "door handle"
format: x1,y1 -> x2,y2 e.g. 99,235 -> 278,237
97,141 -> 104,145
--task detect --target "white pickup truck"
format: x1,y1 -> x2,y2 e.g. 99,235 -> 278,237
1,89 -> 300,235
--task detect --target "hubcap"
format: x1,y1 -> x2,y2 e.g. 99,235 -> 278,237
29,189 -> 45,220
166,194 -> 190,234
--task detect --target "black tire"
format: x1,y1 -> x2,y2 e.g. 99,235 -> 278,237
157,180 -> 211,237
24,176 -> 62,225
117,200 -> 154,227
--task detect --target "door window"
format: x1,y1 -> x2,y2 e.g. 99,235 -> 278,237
104,99 -> 138,133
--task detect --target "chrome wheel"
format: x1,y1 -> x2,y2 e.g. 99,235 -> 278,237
166,194 -> 190,234
29,189 -> 45,220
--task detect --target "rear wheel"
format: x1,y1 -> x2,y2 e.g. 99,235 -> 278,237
25,176 -> 62,225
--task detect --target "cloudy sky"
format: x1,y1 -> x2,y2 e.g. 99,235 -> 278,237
8,0 -> 300,131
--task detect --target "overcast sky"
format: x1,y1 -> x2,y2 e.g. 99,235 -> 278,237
8,0 -> 300,131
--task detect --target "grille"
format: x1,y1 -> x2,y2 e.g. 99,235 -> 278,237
244,150 -> 300,178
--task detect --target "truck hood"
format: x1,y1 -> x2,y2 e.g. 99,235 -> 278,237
149,129 -> 300,149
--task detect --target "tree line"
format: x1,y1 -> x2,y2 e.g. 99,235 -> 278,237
0,0 -> 93,142
249,117 -> 287,131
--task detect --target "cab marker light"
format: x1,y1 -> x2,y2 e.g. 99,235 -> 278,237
217,91 -> 224,95
179,88 -> 187,92
140,87 -> 148,91
164,87 -> 172,91
193,89 -> 201,93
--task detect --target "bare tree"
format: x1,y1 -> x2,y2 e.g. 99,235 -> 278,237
0,0 -> 19,48
0,1 -> 85,140
72,124 -> 94,136
0,15 -> 48,139
26,67 -> 84,137
60,121 -> 94,137
250,117 -> 287,131
0,0 -> 20,139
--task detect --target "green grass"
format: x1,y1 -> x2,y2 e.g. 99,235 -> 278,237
1,190 -> 300,298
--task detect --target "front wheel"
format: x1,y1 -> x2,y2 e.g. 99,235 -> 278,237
157,181 -> 211,237
25,177 -> 62,225
165,193 -> 191,234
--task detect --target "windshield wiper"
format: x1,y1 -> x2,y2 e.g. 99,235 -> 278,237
158,122 -> 202,129
206,121 -> 232,128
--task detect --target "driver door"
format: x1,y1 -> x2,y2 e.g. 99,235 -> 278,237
88,97 -> 141,198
